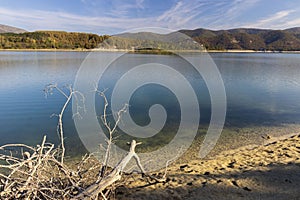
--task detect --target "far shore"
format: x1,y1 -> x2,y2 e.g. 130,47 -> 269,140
1,48 -> 300,54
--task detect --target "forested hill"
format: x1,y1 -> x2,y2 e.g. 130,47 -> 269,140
0,31 -> 109,49
180,27 -> 300,51
1,27 -> 300,51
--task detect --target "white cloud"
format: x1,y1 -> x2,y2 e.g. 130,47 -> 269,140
101,0 -> 145,18
157,0 -> 209,29
284,18 -> 300,28
156,0 -> 262,30
206,0 -> 261,29
0,7 -> 160,34
246,9 -> 296,29
225,0 -> 260,19
0,0 -> 298,34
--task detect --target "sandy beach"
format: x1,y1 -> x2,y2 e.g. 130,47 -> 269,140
117,133 -> 300,199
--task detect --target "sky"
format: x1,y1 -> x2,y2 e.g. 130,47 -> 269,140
0,0 -> 300,35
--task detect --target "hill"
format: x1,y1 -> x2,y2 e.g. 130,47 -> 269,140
106,31 -> 200,50
180,27 -> 300,51
0,31 -> 109,49
0,24 -> 26,33
104,27 -> 300,51
1,26 -> 300,51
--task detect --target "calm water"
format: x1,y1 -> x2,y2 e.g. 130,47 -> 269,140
1,51 -> 300,155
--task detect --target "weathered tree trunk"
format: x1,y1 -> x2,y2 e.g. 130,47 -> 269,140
73,140 -> 144,199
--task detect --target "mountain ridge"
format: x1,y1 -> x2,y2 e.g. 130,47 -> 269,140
179,27 -> 300,51
1,25 -> 300,51
0,24 -> 27,33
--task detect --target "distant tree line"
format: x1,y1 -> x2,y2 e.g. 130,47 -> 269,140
99,36 -> 201,50
181,28 -> 300,51
0,31 -> 109,49
1,28 -> 300,51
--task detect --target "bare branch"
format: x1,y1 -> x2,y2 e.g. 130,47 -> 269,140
0,84 -> 167,200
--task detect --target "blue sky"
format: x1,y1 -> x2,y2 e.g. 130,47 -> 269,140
0,0 -> 300,34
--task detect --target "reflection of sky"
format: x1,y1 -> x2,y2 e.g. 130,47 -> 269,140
0,52 -> 88,145
212,53 -> 300,115
1,52 -> 300,145
0,52 -> 87,90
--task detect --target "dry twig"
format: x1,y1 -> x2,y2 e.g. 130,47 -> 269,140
0,85 -> 170,200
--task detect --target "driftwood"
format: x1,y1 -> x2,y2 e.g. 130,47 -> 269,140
0,85 -> 168,199
0,136 -> 84,199
74,140 -> 145,199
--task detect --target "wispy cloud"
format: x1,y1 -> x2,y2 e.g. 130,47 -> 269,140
0,7 -> 159,34
82,0 -> 145,18
156,0 -> 261,30
247,9 -> 296,29
0,0 -> 299,34
284,17 -> 300,28
205,0 -> 261,29
157,1 -> 216,29
109,1 -> 144,17
224,0 -> 260,20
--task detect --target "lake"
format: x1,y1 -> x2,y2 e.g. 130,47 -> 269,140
1,51 -> 300,157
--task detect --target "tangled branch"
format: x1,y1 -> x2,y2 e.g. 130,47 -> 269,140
0,85 -> 169,199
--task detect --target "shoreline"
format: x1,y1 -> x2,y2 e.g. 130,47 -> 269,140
1,48 -> 300,54
0,48 -> 92,52
119,131 -> 300,199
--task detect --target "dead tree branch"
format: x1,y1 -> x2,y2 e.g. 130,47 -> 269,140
0,84 -> 169,200
96,90 -> 128,181
73,140 -> 143,199
44,84 -> 85,164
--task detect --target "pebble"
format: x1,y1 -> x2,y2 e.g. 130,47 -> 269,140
203,171 -> 210,175
231,180 -> 239,187
180,164 -> 189,169
243,187 -> 252,191
187,182 -> 193,186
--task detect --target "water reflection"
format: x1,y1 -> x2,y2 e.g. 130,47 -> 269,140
1,52 -> 300,156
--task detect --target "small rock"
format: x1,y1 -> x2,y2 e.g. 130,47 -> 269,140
231,180 -> 239,187
204,171 -> 210,175
227,162 -> 235,169
180,164 -> 189,169
265,150 -> 274,154
284,153 -> 292,158
262,134 -> 271,140
187,182 -> 193,186
285,179 -> 292,183
243,187 -> 252,191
